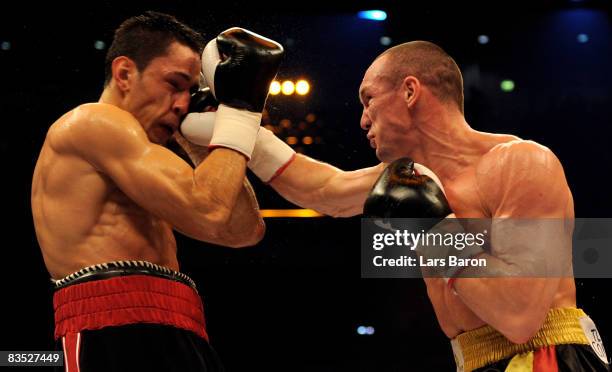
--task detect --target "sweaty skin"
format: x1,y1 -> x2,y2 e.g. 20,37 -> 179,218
272,138 -> 575,343
32,42 -> 264,280
422,138 -> 576,343
269,53 -> 576,344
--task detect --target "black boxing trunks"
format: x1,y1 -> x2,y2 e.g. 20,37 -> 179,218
451,308 -> 610,372
52,261 -> 223,372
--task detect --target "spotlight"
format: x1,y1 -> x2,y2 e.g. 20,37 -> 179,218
305,113 -> 316,123
1,41 -> 11,51
477,35 -> 489,45
500,79 -> 515,92
380,36 -> 392,46
358,10 -> 387,21
94,40 -> 106,50
577,33 -> 589,43
295,80 -> 310,95
269,81 -> 281,95
281,81 -> 295,95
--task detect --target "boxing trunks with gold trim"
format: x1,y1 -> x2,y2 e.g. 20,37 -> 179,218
451,308 -> 609,372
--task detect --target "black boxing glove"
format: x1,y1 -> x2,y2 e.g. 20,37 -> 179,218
189,86 -> 219,113
364,158 -> 452,225
201,27 -> 284,158
203,27 -> 284,112
179,87 -> 219,145
364,158 -> 484,281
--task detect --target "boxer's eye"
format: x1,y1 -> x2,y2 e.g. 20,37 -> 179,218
168,81 -> 180,91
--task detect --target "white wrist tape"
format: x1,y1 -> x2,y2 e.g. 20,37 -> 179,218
209,104 -> 261,159
180,112 -> 295,180
249,126 -> 296,182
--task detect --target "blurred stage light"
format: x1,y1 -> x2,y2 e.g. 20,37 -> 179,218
577,33 -> 589,43
281,80 -> 295,95
302,136 -> 313,145
380,36 -> 392,46
260,209 -> 324,218
1,41 -> 11,51
280,118 -> 292,128
477,35 -> 489,45
295,80 -> 310,95
358,10 -> 387,21
286,136 -> 298,145
500,79 -> 515,92
94,40 -> 106,50
305,113 -> 316,123
357,325 -> 375,335
269,81 -> 281,95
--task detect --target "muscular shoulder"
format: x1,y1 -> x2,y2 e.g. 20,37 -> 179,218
68,103 -> 143,139
478,140 -> 560,173
50,103 -> 147,157
475,140 -> 571,217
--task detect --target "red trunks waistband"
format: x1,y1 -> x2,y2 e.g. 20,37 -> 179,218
53,274 -> 208,341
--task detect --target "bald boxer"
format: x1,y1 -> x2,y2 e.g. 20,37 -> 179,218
183,41 -> 608,371
31,12 -> 282,371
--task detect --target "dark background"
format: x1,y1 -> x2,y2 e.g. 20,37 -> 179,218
2,0 -> 611,370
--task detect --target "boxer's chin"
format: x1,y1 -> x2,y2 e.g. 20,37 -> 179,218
375,146 -> 395,163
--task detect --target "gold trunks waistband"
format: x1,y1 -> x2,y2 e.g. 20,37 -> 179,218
451,307 -> 589,371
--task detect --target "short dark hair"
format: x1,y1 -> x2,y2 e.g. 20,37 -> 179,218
379,41 -> 464,114
104,11 -> 204,86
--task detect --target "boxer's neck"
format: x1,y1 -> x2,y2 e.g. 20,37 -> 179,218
409,106 -> 485,183
99,85 -> 123,108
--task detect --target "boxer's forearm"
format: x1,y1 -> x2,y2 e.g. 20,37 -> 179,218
213,178 -> 265,247
174,134 -> 264,247
452,260 -> 560,344
270,155 -> 385,217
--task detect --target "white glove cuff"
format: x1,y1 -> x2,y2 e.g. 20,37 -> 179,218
209,104 -> 261,159
249,127 -> 296,182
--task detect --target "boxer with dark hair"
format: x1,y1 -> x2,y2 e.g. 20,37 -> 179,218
32,12 -> 283,371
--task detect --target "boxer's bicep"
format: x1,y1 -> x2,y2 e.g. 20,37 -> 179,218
477,142 -> 571,305
66,108 -> 222,240
479,142 -> 573,259
454,143 -> 573,341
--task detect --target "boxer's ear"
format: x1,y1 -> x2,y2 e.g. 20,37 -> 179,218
402,76 -> 420,109
112,56 -> 137,92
